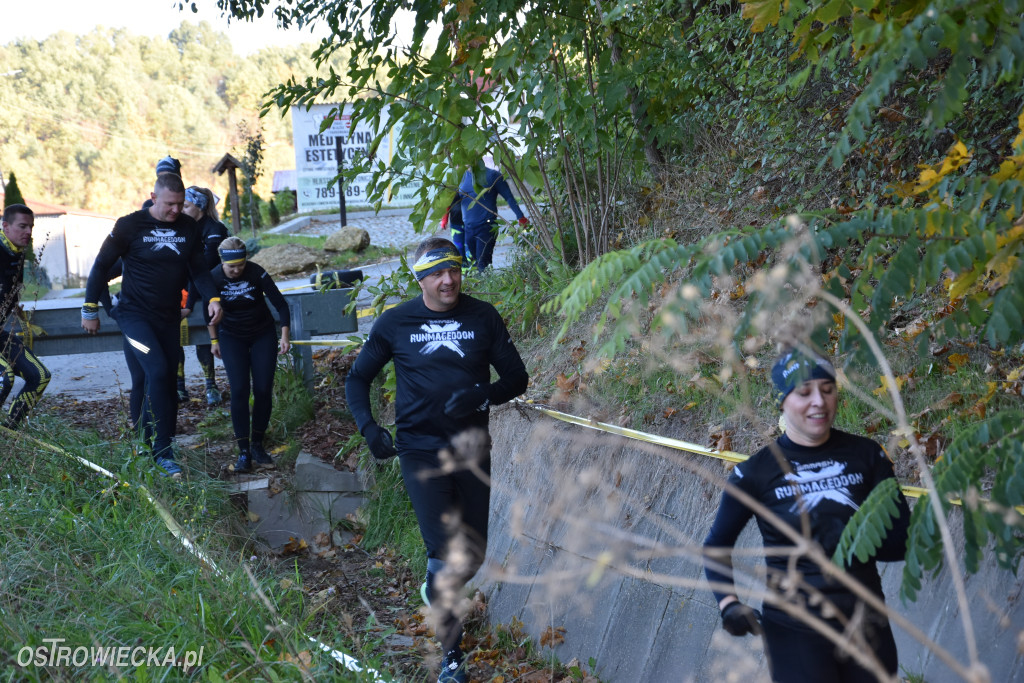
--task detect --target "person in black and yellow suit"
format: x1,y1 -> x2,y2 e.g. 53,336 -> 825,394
0,204 -> 50,430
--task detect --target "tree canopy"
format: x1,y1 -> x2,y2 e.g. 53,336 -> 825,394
209,0 -> 1024,610
0,22 -> 346,214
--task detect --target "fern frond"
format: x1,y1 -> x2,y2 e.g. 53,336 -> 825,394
832,478 -> 903,568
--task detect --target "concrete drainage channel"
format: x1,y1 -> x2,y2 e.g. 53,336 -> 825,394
230,453 -> 367,551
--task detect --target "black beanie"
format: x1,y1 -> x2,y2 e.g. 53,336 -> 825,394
770,348 -> 836,408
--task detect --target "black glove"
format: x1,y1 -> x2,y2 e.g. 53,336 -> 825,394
361,422 -> 396,461
443,384 -> 490,419
721,602 -> 763,636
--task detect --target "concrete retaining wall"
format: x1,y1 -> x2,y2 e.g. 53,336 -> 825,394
480,405 -> 1024,682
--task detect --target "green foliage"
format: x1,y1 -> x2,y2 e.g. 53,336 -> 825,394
237,122 -> 266,238
223,0 -> 700,268
356,455 -> 426,577
275,190 -> 297,217
268,198 -> 280,226
268,358 -> 315,441
3,170 -> 25,206
901,410 -> 1024,601
832,477 -> 905,567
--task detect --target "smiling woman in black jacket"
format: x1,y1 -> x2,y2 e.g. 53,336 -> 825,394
703,347 -> 911,683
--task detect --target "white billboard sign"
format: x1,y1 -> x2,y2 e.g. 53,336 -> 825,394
291,103 -> 420,213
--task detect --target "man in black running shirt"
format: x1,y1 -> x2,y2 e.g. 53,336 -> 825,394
346,236 -> 527,683
81,174 -> 222,478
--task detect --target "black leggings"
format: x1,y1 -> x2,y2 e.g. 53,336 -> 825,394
400,447 -> 491,651
177,344 -> 215,383
118,316 -> 180,460
219,328 -> 277,451
121,334 -> 147,440
0,331 -> 51,427
762,596 -> 899,683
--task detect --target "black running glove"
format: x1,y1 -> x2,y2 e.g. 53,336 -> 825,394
361,422 -> 396,461
721,602 -> 763,636
443,384 -> 490,419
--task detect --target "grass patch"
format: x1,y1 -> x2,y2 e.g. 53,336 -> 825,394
0,418 -> 383,681
356,453 -> 426,578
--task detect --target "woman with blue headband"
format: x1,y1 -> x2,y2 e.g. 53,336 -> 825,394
206,236 -> 291,473
703,346 -> 911,682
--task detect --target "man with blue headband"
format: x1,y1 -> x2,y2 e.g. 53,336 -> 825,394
346,236 -> 528,683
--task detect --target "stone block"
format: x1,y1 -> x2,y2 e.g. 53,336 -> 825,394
293,452 -> 364,492
246,488 -> 365,550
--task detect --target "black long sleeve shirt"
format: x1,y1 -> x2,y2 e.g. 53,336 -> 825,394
85,209 -> 217,326
208,261 -> 289,339
345,293 -> 528,454
703,429 -> 910,602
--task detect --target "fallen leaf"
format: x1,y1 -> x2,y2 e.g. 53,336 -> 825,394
246,511 -> 260,523
281,537 -> 308,556
539,625 -> 566,648
947,352 -> 969,370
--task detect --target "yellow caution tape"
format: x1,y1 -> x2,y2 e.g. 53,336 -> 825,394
290,339 -> 360,348
516,401 -> 1009,509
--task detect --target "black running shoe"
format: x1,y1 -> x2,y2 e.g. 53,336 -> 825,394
250,443 -> 275,470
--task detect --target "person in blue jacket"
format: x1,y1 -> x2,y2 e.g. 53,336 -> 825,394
345,236 -> 528,683
458,164 -> 528,271
703,347 -> 910,683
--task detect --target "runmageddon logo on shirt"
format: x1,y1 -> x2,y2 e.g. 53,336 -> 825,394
222,281 -> 256,301
774,459 -> 864,513
143,228 -> 186,254
412,321 -> 475,357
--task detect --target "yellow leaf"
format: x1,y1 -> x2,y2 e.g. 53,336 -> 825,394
948,267 -> 981,300
872,374 -> 907,397
246,511 -> 261,523
939,141 -> 971,175
456,0 -> 476,19
1007,366 -> 1024,382
947,353 -> 969,369
741,0 -> 782,32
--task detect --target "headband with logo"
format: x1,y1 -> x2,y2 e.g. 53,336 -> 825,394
412,247 -> 462,280
770,348 -> 836,408
220,247 -> 247,265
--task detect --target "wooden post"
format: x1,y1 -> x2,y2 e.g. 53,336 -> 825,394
227,167 -> 241,235
212,153 -> 244,236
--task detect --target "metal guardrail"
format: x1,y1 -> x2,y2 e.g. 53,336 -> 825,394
17,286 -> 357,389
